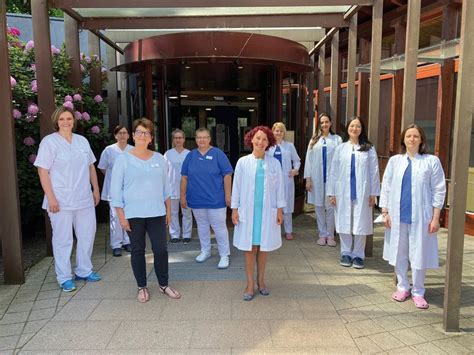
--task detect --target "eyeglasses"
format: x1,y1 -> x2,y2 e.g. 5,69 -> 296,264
134,130 -> 152,138
196,136 -> 210,140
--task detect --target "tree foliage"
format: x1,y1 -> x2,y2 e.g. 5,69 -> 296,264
7,0 -> 63,17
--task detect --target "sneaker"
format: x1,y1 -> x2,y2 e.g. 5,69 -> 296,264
352,257 -> 365,269
326,237 -> 337,247
61,279 -> 76,292
340,255 -> 353,267
195,251 -> 211,263
75,272 -> 102,282
112,248 -> 122,257
169,238 -> 180,244
218,255 -> 230,269
122,244 -> 132,253
183,238 -> 191,244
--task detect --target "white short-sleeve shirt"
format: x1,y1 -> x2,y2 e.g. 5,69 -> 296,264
164,148 -> 190,199
98,143 -> 133,201
34,132 -> 96,210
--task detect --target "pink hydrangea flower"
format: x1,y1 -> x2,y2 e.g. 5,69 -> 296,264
30,64 -> 36,72
91,126 -> 101,134
92,54 -> 99,62
64,95 -> 73,102
23,137 -> 35,146
94,95 -> 103,103
13,109 -> 22,119
28,154 -> 37,164
7,27 -> 21,37
25,40 -> 34,51
80,64 -> 85,72
63,101 -> 74,110
51,45 -> 60,55
73,93 -> 82,102
82,112 -> 91,121
10,76 -> 16,88
85,56 -> 92,64
74,111 -> 83,120
31,80 -> 37,93
28,104 -> 39,115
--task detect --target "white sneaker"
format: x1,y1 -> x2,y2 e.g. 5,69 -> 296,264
218,255 -> 230,269
195,251 -> 211,263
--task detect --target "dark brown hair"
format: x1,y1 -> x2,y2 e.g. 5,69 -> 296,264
309,113 -> 335,149
113,125 -> 128,135
344,116 -> 373,152
400,124 -> 428,154
132,118 -> 154,137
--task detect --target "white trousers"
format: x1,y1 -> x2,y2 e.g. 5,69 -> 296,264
394,223 -> 427,297
315,197 -> 335,238
340,233 -> 366,259
192,208 -> 230,256
48,207 -> 96,285
169,199 -> 193,239
109,203 -> 130,249
283,213 -> 293,233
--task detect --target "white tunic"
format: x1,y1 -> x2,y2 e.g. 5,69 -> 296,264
326,142 -> 380,235
379,154 -> 446,269
34,132 -> 96,210
231,154 -> 286,252
164,148 -> 190,199
303,133 -> 342,206
267,140 -> 301,213
97,143 -> 133,201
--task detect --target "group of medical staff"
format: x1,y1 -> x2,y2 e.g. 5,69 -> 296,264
35,105 -> 445,308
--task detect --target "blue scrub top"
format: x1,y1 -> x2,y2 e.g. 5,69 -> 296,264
181,147 -> 233,209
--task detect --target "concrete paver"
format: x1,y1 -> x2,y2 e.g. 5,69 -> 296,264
1,213 -> 474,353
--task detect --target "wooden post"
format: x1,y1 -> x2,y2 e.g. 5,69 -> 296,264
443,0 -> 474,333
106,46 -> 119,133
308,56 -> 315,136
317,44 -> 326,116
357,38 -> 370,127
346,13 -> 357,121
330,30 -> 340,133
401,0 -> 421,129
88,32 -> 101,96
0,0 -> 24,284
145,63 -> 153,121
64,13 -> 81,90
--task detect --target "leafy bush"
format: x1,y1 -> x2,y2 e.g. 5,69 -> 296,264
8,26 -> 111,226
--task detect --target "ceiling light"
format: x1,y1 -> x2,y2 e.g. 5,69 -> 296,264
246,97 -> 255,100
184,65 -> 191,69
205,108 -> 212,111
180,94 -> 188,98
249,109 -> 255,112
214,96 -> 224,101
169,96 -> 178,99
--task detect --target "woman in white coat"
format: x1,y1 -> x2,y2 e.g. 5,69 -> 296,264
379,124 -> 446,309
304,113 -> 342,246
268,122 -> 301,240
98,125 -> 133,257
327,116 -> 380,270
35,106 -> 101,292
231,126 -> 285,301
164,129 -> 192,244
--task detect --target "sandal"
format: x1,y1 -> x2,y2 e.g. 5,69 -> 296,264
137,287 -> 150,303
391,290 -> 411,302
159,285 -> 181,299
412,296 -> 429,309
317,237 -> 326,246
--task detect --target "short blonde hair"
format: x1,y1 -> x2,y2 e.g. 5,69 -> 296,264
272,122 -> 286,135
51,106 -> 76,132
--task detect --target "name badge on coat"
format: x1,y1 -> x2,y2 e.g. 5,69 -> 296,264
205,156 -> 213,160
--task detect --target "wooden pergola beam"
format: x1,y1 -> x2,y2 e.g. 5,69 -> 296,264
64,13 -> 82,89
0,0 -> 24,284
317,44 -> 326,116
329,30 -> 340,132
81,14 -> 349,30
346,12 -> 357,120
443,0 -> 474,333
51,0 -> 374,8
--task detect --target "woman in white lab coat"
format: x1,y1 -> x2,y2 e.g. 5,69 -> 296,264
164,129 -> 192,244
98,125 -> 133,257
379,124 -> 446,309
268,122 -> 301,240
304,113 -> 342,246
231,126 -> 285,301
327,116 -> 380,270
35,106 -> 101,292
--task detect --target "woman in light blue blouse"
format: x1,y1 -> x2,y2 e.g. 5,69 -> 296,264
111,118 -> 181,302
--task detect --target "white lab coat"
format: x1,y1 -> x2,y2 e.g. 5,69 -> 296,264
231,154 -> 286,252
164,148 -> 190,199
268,140 -> 301,214
327,142 -> 380,235
379,154 -> 446,270
98,143 -> 133,201
304,133 -> 342,206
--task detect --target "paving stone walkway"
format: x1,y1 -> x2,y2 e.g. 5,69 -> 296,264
1,213 -> 474,354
